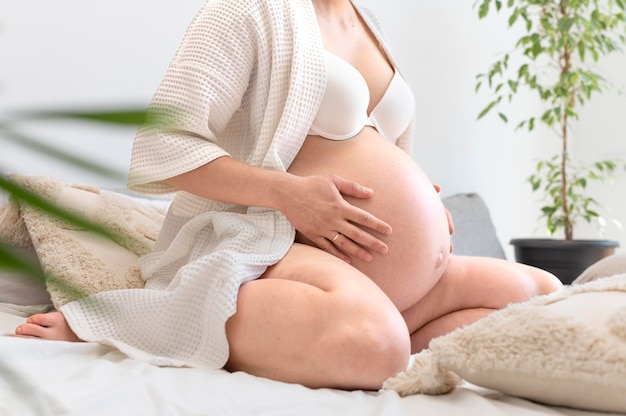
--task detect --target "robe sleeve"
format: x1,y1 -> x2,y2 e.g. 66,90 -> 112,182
128,1 -> 257,194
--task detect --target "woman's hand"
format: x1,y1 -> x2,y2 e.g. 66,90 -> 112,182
166,158 -> 391,262
278,174 -> 392,263
433,182 -> 455,252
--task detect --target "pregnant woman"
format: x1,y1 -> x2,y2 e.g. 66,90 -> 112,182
15,0 -> 561,391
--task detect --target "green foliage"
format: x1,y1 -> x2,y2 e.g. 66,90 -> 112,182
11,108 -> 149,126
0,108 -> 149,183
528,155 -> 621,235
475,0 -> 626,239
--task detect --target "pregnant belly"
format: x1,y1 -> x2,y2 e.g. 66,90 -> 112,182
287,128 -> 451,311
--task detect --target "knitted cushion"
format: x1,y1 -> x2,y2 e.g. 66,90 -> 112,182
2,174 -> 165,309
382,274 -> 626,414
573,252 -> 626,284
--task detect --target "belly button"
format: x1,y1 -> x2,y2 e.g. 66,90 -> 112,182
436,252 -> 443,268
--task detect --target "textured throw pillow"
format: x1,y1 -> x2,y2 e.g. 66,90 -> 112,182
382,274 -> 626,413
2,174 -> 166,309
573,253 -> 626,285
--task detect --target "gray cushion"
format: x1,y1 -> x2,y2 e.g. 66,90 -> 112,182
0,271 -> 52,306
0,248 -> 52,306
442,193 -> 505,259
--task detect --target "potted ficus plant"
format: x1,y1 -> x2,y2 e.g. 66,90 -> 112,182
475,0 -> 626,283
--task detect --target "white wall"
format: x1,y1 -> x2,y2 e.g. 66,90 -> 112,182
1,0 -> 625,258
0,0 -> 204,187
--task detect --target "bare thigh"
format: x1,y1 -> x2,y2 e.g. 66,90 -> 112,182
224,243 -> 410,390
401,255 -> 562,335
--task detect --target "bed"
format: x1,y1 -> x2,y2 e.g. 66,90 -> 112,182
1,174 -> 625,416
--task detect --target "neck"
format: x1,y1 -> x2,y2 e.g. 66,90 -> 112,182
311,0 -> 355,22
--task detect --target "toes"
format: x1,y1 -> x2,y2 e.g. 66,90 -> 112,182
15,323 -> 47,338
14,312 -> 82,342
16,312 -> 63,338
27,312 -> 61,327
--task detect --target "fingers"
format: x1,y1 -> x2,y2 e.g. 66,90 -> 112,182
322,207 -> 391,262
289,175 -> 392,263
316,237 -> 352,263
443,208 -> 454,253
445,208 -> 454,235
330,232 -> 376,263
323,220 -> 388,263
327,176 -> 392,260
333,176 -> 374,199
316,232 -> 374,264
346,207 -> 392,238
333,177 -> 392,237
341,220 -> 389,255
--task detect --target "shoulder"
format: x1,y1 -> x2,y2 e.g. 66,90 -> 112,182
353,4 -> 386,36
183,0 -> 279,48
192,0 -> 268,28
193,0 -> 311,35
199,0 -> 301,17
353,4 -> 394,56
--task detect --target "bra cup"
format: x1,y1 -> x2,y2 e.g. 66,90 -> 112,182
308,50 -> 414,142
369,74 -> 415,141
309,52 -> 371,140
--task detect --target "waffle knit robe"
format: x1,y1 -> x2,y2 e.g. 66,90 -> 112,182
61,0 -> 415,370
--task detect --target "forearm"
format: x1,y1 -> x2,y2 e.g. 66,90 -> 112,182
166,155 -> 393,263
164,156 -> 295,210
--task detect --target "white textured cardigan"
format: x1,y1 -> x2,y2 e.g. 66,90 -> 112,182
62,0 -> 415,370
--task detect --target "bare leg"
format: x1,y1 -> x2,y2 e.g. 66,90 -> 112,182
402,255 -> 562,352
224,243 -> 410,390
14,312 -> 82,342
409,308 -> 494,351
12,244 -> 409,390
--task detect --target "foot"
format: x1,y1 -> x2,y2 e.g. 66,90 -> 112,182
14,312 -> 83,342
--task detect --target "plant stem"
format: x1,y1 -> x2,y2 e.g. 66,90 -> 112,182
561,114 -> 572,240
559,0 -> 573,240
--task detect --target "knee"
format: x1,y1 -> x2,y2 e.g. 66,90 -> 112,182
330,293 -> 410,389
525,265 -> 563,296
509,264 -> 562,303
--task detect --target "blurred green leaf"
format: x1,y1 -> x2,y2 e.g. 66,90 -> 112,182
0,175 -> 118,242
9,108 -> 148,126
0,124 -> 127,182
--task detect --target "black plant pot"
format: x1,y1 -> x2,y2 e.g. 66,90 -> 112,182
510,238 -> 620,285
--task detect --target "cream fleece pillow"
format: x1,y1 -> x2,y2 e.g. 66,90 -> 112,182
382,274 -> 626,413
573,253 -> 626,285
3,175 -> 166,309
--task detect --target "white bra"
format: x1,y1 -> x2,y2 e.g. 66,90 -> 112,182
308,50 -> 415,141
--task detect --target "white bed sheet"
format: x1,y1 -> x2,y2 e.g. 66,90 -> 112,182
0,309 -> 615,416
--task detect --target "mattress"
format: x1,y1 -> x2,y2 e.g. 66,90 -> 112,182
0,307 -> 613,416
